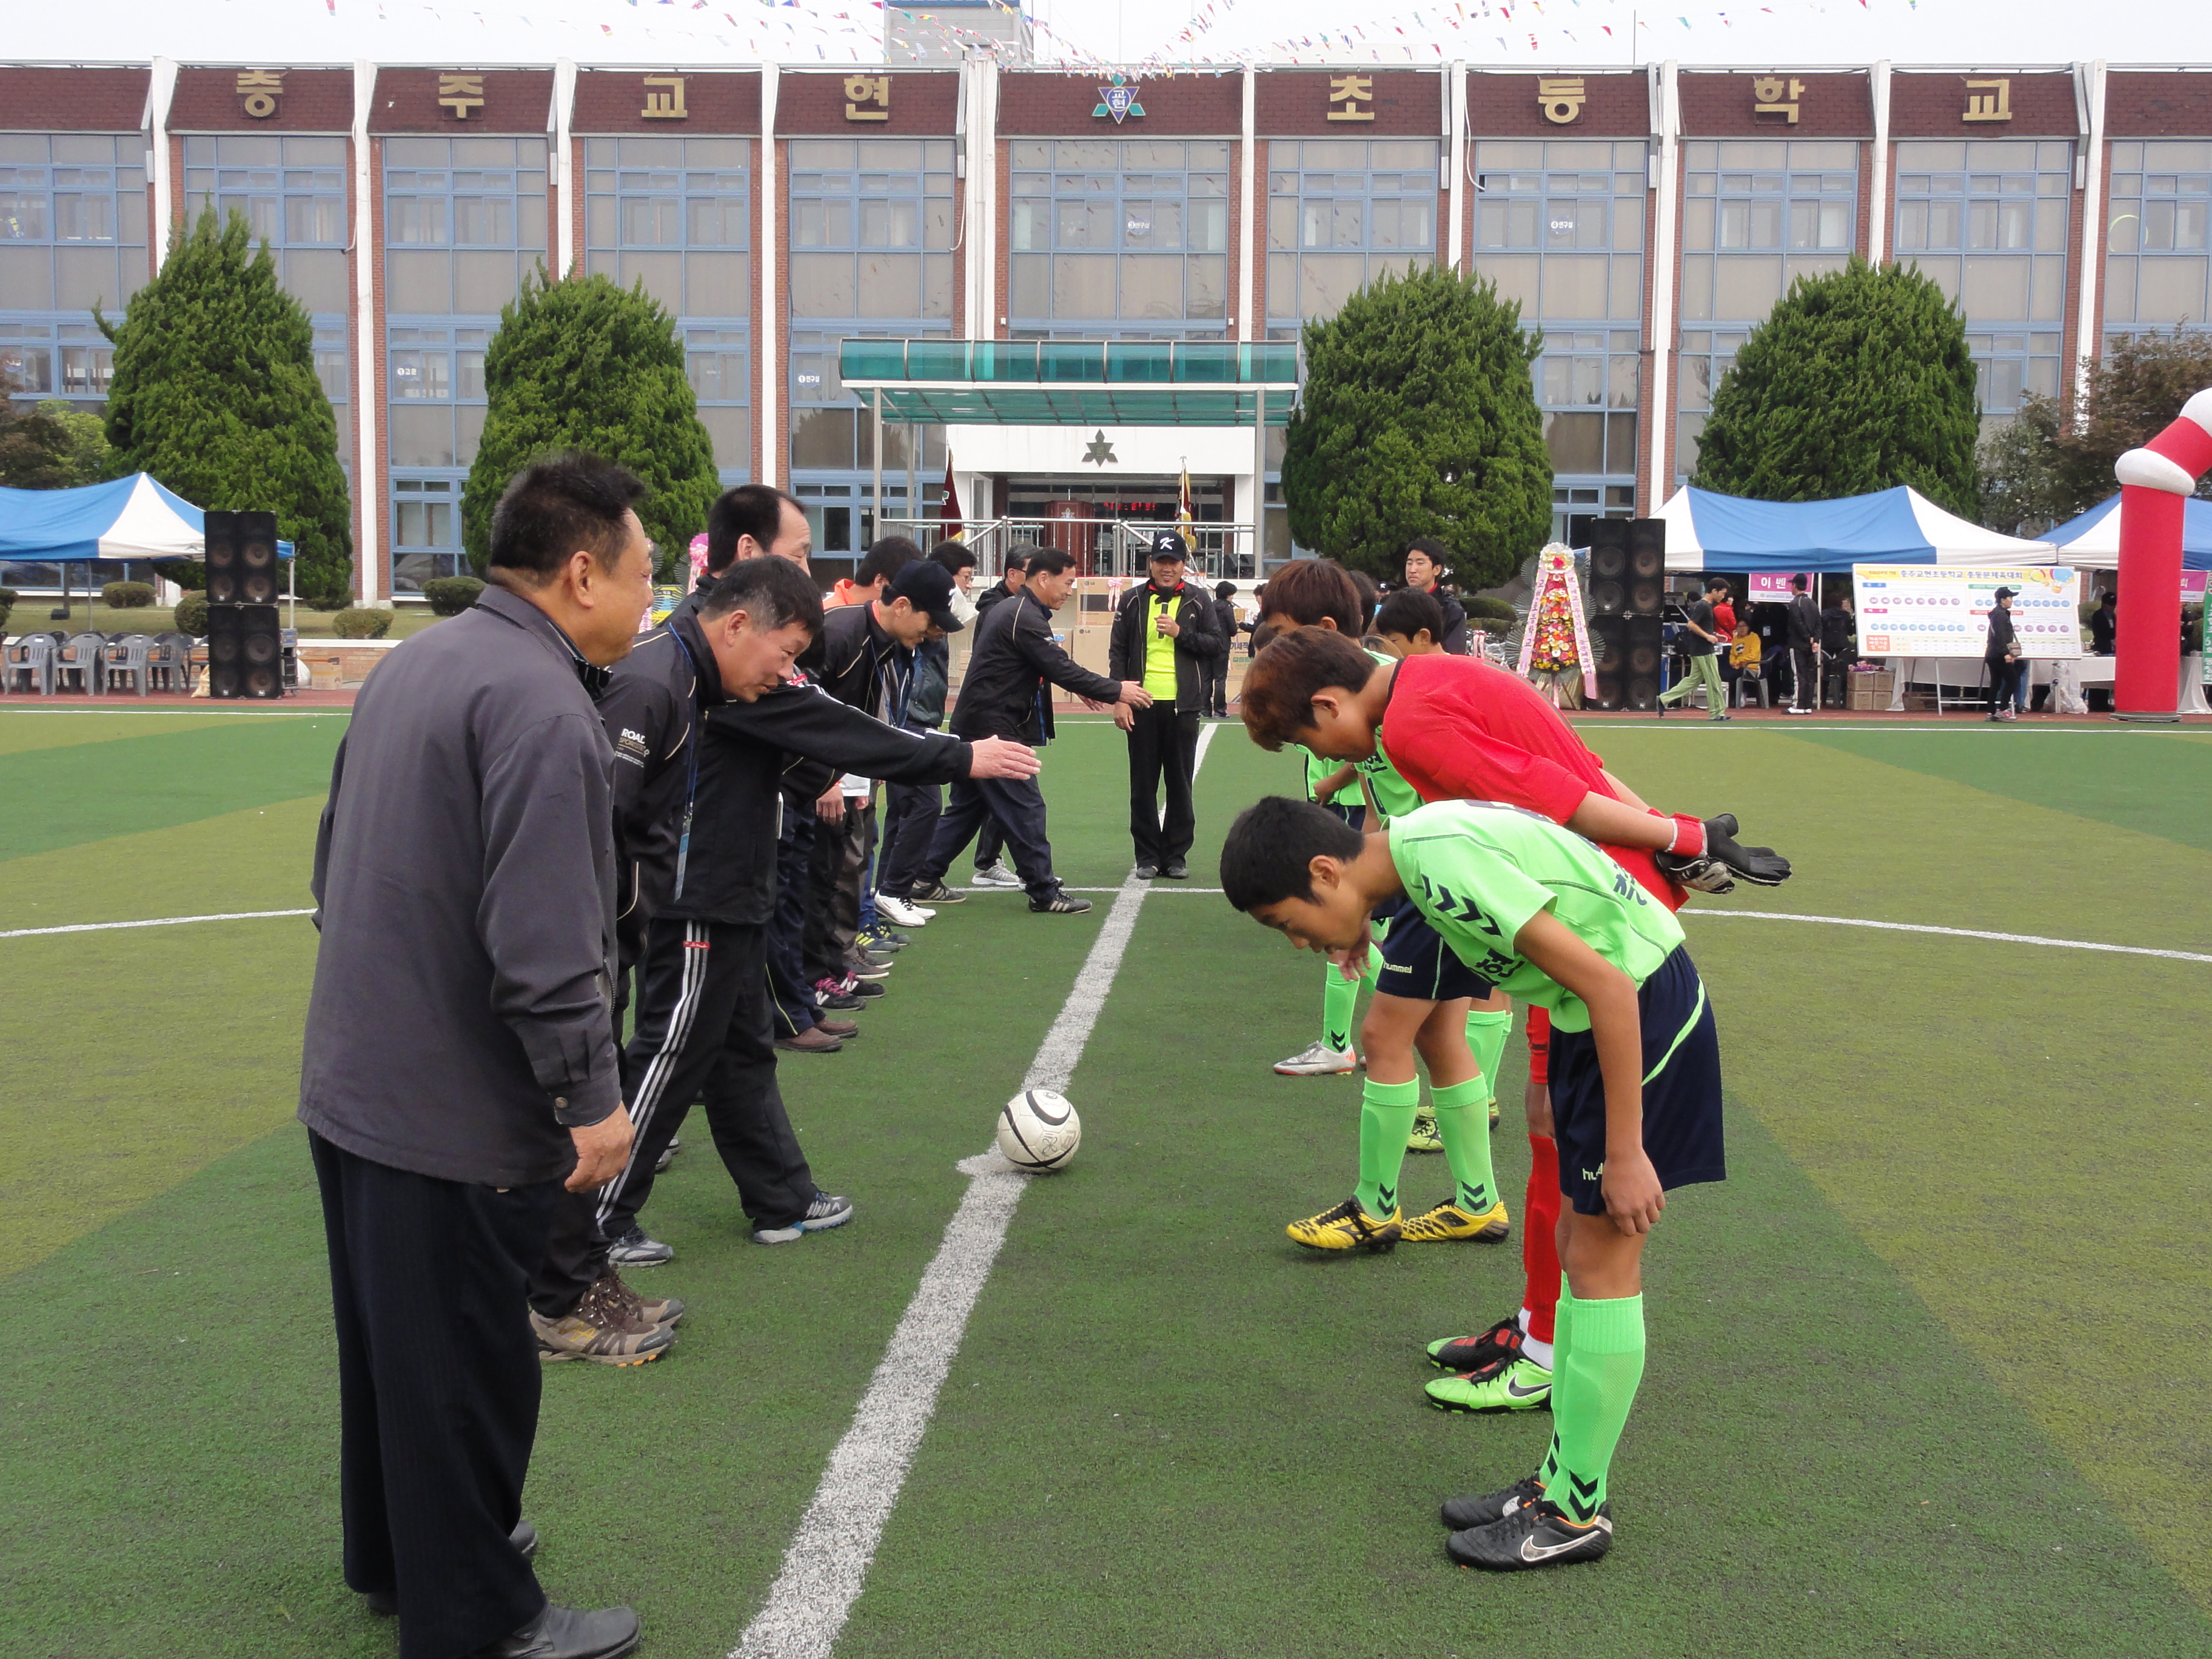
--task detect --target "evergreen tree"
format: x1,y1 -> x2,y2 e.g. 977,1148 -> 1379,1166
1282,264 -> 1552,588
100,209 -> 354,606
1694,258 -> 1981,518
462,270 -> 717,580
1979,326 -> 2212,534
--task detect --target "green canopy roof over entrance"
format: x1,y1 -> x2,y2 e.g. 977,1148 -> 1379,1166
837,338 -> 1300,426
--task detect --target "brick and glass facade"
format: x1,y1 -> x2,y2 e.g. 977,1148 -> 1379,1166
4,58 -> 2210,591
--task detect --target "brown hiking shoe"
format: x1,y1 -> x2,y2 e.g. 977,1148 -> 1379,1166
598,1268 -> 686,1329
533,1280 -> 676,1367
776,1026 -> 844,1054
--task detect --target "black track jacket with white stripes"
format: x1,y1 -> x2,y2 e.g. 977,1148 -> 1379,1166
602,595 -> 978,931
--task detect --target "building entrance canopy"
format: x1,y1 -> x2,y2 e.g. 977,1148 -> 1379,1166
837,338 -> 1299,426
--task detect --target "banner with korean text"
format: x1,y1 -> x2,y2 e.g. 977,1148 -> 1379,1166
1853,565 -> 2082,660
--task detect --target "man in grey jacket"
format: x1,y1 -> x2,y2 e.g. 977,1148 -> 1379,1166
299,453 -> 652,1659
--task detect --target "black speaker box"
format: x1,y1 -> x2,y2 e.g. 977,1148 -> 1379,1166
207,603 -> 284,700
204,509 -> 281,606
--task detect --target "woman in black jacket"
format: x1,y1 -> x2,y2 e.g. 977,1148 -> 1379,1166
1985,586 -> 2023,722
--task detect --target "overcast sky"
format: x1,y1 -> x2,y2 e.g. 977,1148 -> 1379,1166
5,0 -> 2203,76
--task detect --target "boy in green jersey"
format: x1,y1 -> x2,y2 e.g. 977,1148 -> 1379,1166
1221,795 -> 1726,1572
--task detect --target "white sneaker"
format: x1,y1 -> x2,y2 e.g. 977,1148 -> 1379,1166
1274,1041 -> 1358,1076
972,864 -> 1022,888
877,894 -> 931,928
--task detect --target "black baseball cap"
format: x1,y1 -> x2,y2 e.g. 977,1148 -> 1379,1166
1992,585 -> 2016,601
888,560 -> 965,632
1148,530 -> 1190,562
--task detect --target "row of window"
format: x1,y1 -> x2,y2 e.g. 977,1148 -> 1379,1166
18,127 -> 2212,578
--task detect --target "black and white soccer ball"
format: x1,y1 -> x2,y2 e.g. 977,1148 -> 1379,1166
996,1088 -> 1081,1173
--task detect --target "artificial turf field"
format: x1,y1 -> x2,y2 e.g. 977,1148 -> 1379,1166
4,706 -> 2211,1659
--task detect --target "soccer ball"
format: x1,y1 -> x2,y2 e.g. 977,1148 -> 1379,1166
996,1088 -> 1081,1173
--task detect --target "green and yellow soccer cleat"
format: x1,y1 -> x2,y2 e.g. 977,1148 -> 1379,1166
1407,1108 -> 1443,1153
1286,1195 -> 1403,1253
1426,1356 -> 1554,1415
1401,1198 -> 1510,1243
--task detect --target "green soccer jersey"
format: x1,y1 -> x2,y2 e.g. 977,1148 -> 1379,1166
1300,743 -> 1351,803
1387,799 -> 1685,1031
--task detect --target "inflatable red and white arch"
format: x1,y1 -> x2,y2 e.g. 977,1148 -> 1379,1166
2113,390 -> 2212,720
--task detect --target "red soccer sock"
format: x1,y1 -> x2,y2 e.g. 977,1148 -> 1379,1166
1523,1133 -> 1563,1344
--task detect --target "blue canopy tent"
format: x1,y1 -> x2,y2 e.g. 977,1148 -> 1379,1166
1653,484 -> 2057,572
0,473 -> 294,623
2044,494 -> 2212,570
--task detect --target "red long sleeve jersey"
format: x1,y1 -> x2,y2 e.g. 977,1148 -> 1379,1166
1376,652 -> 1681,911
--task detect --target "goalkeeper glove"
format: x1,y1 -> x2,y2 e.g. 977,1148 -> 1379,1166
1654,812 -> 1792,894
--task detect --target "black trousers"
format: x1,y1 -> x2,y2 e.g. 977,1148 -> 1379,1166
919,774 -> 1058,899
595,916 -> 817,1236
1986,655 -> 2024,714
528,1187 -> 609,1319
1822,654 -> 1851,708
1789,646 -> 1818,709
1127,703 -> 1201,866
878,723 -> 945,899
768,809 -> 821,1036
310,1131 -> 551,1659
1203,657 -> 1230,717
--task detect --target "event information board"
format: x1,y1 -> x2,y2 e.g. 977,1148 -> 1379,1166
1852,565 -> 2082,660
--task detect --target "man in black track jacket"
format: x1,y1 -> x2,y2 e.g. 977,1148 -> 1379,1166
575,558 -> 1039,1260
1784,574 -> 1822,714
906,545 -> 1150,916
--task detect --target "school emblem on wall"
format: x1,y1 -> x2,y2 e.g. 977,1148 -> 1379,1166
1094,75 -> 1145,124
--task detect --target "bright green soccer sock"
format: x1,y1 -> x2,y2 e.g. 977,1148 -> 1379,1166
1536,1279 -> 1576,1491
1464,1008 -> 1512,1115
1321,963 -> 1359,1054
1353,1077 -> 1420,1219
1550,1293 -> 1646,1523
1430,1077 -> 1498,1213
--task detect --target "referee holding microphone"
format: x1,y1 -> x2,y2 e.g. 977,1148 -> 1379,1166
298,454 -> 650,1659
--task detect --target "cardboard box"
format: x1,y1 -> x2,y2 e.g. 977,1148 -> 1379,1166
1848,668 -> 1894,711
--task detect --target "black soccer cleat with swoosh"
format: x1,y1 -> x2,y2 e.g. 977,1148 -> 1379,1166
1446,1497 -> 1614,1571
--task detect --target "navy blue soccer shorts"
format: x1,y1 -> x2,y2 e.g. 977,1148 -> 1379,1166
1372,894 -> 1492,1005
1546,943 -> 1726,1217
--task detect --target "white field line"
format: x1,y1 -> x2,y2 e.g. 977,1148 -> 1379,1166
1685,908 -> 2212,964
729,721 -> 1220,1659
0,706 -> 349,718
0,908 -> 313,940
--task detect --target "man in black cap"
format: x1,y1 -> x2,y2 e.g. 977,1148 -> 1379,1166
804,560 -> 968,993
1108,529 -> 1221,879
1985,585 -> 2023,722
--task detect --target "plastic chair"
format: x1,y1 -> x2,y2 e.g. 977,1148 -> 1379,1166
148,632 -> 198,694
4,632 -> 56,696
100,633 -> 155,697
53,632 -> 107,695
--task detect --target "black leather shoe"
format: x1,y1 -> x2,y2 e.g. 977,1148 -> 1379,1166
475,1601 -> 640,1659
365,1589 -> 399,1617
1161,862 -> 1188,879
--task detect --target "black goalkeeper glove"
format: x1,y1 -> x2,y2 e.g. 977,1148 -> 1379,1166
1654,812 -> 1792,895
